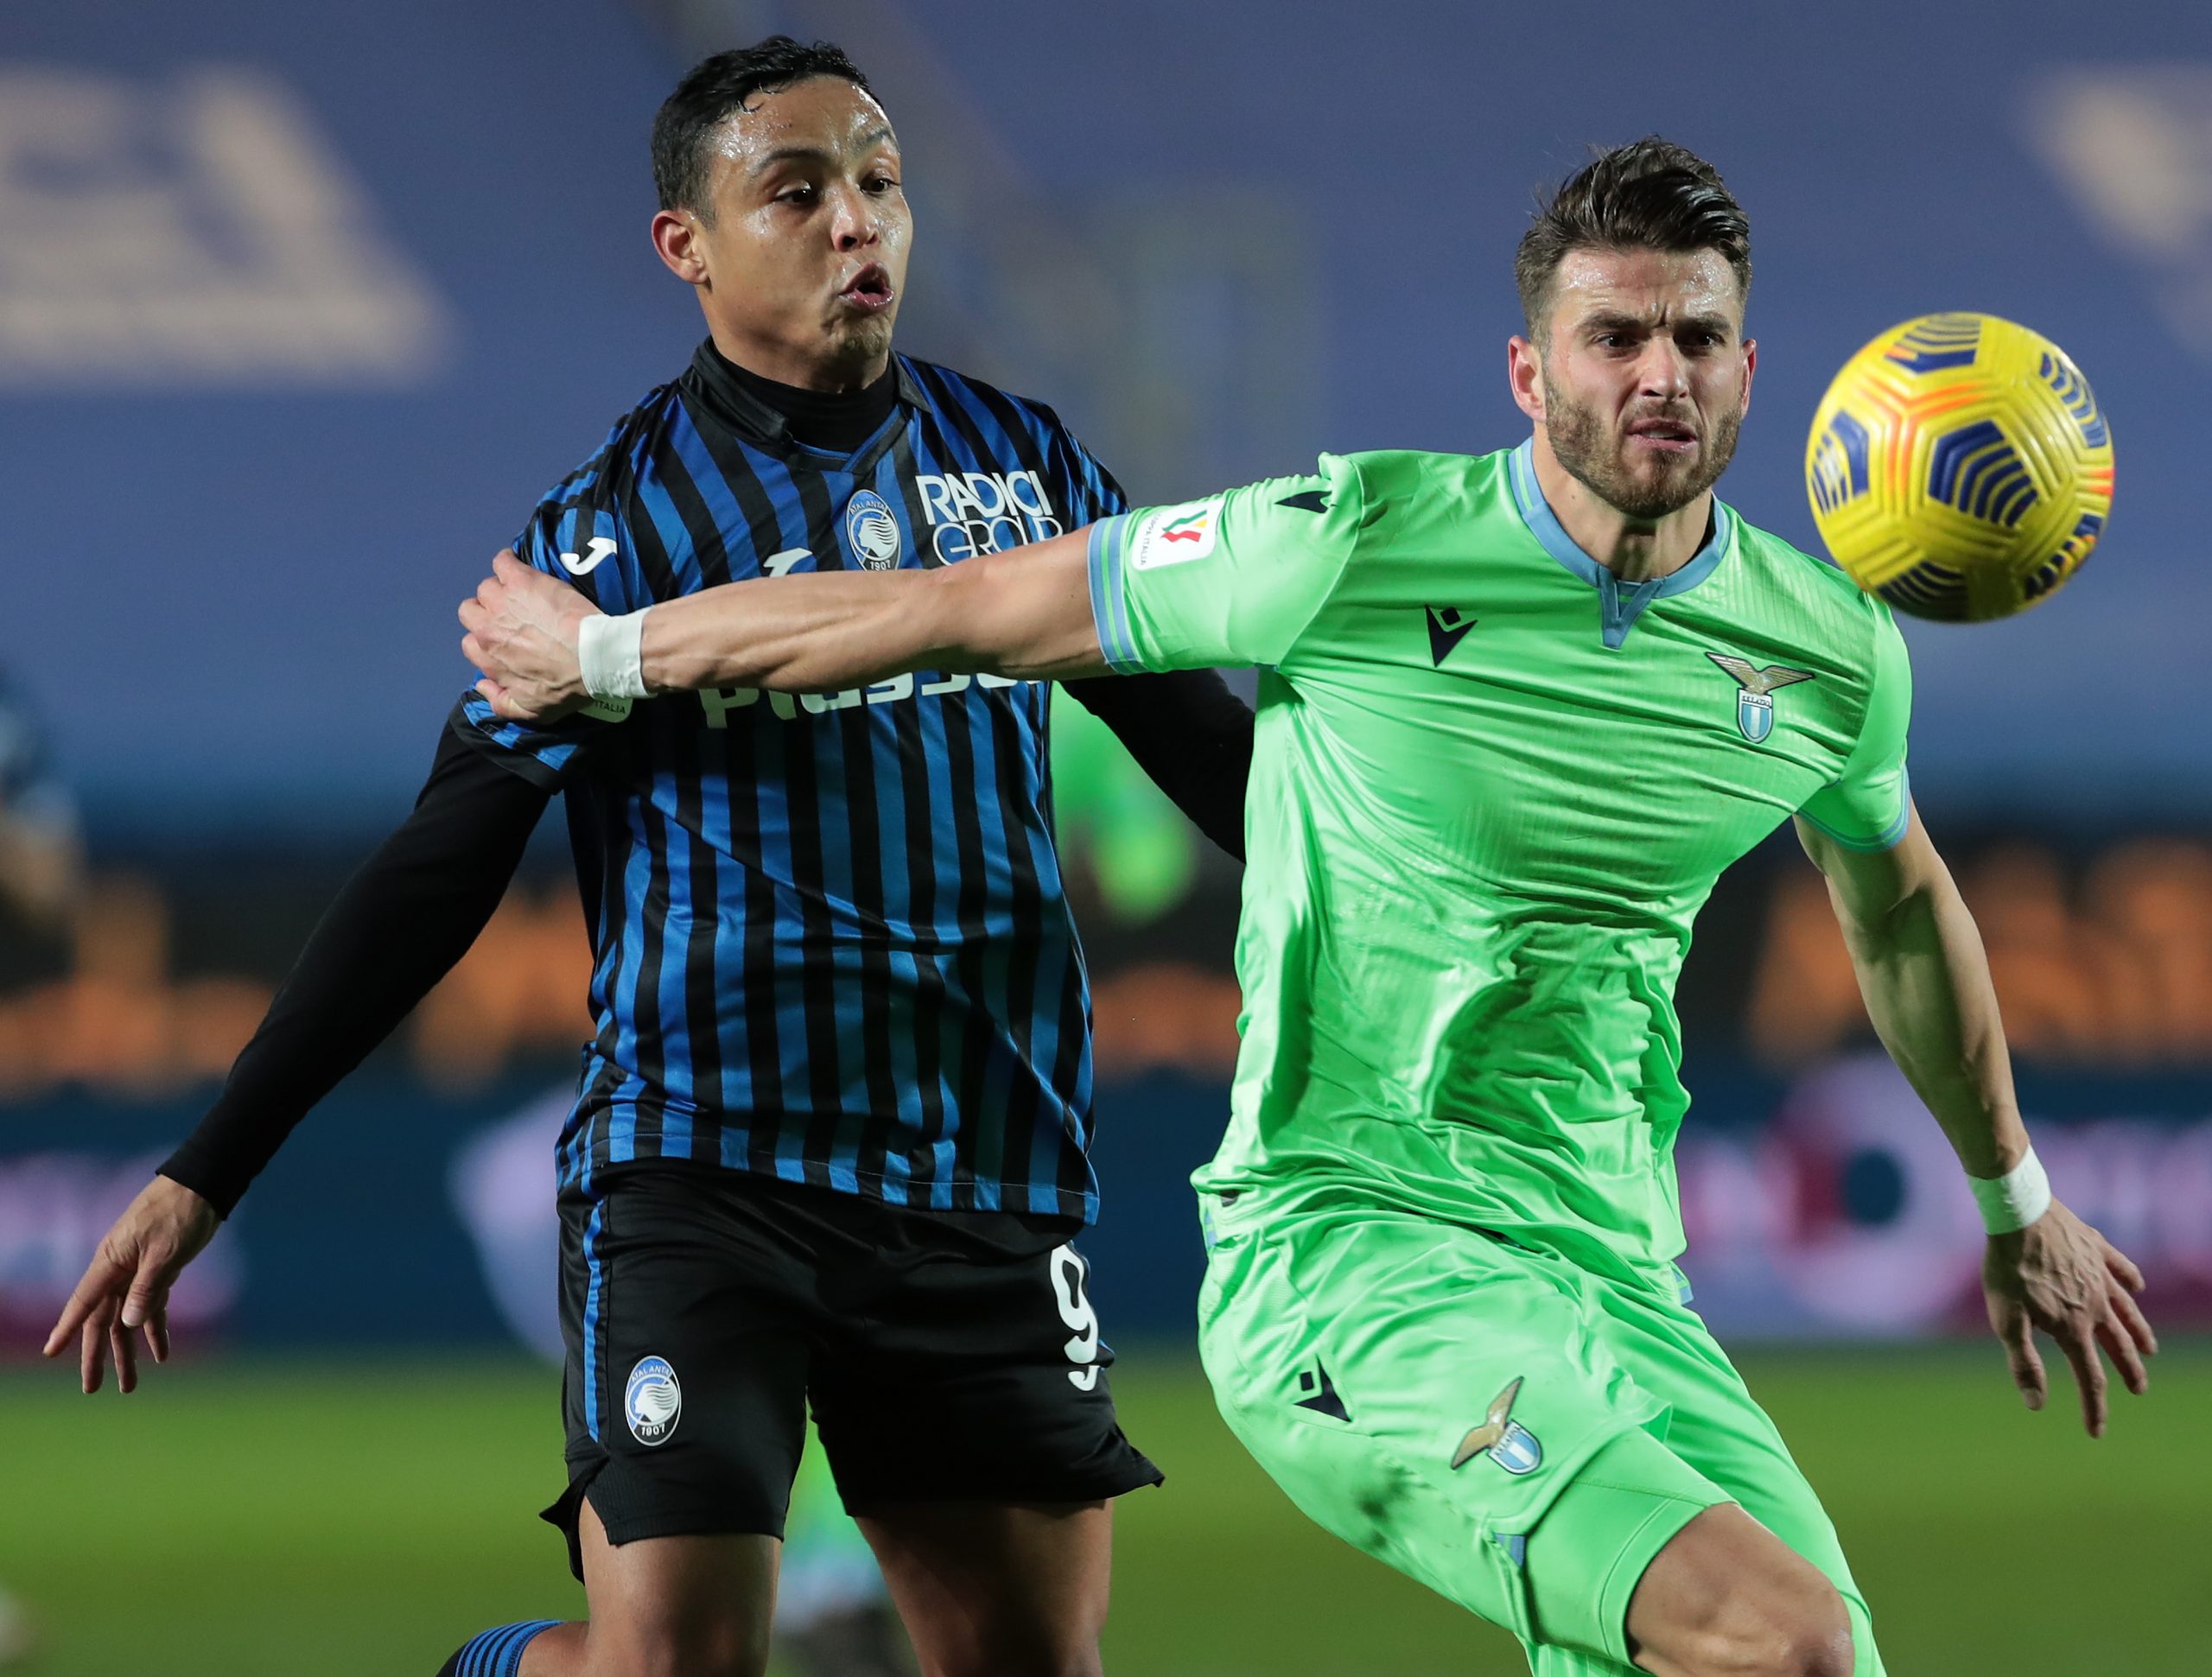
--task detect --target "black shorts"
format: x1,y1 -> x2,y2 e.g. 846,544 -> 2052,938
543,1163 -> 1161,1576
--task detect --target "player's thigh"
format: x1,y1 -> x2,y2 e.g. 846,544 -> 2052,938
856,1500 -> 1112,1677
1195,1197 -> 1720,1654
810,1233 -> 1160,1515
550,1171 -> 815,1576
1598,1288 -> 1885,1675
810,1234 -> 1154,1671
569,1490 -> 779,1677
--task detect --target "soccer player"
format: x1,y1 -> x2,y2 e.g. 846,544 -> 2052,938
47,39 -> 1254,1677
0,665 -> 82,1673
461,141 -> 2159,1677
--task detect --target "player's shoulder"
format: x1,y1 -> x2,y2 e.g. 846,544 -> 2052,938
1301,448 -> 1517,547
896,354 -> 1077,447
525,379 -> 687,529
1329,447 -> 1512,503
1730,511 -> 1895,623
507,379 -> 690,607
1726,509 -> 1904,676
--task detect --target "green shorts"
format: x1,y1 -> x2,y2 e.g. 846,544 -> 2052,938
1196,1191 -> 1885,1674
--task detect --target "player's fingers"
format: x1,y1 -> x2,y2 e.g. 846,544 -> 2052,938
2110,1282 -> 2158,1358
79,1298 -> 116,1394
42,1263 -> 118,1357
2095,1313 -> 2148,1398
144,1304 -> 170,1364
459,598 -> 488,634
2057,1318 -> 2108,1437
1994,1305 -> 2045,1410
493,548 -> 529,583
461,632 -> 493,670
2105,1245 -> 2146,1293
111,1306 -> 137,1394
477,678 -> 528,721
120,1246 -> 178,1332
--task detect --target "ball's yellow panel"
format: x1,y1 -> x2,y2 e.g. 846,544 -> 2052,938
1804,314 -> 2113,621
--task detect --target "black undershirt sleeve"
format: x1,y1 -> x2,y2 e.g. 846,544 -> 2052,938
158,715 -> 553,1216
1059,668 -> 1253,862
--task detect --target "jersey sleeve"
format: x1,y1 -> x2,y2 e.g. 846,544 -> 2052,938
1797,605 -> 1912,849
454,497 -> 639,789
1085,454 -> 1365,674
1036,406 -> 1129,525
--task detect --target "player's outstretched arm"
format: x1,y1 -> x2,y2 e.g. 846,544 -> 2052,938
463,534 -> 1109,721
1796,809 -> 2158,1437
43,725 -> 551,1394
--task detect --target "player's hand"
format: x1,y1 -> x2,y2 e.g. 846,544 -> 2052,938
460,549 -> 601,721
42,1175 -> 219,1394
1982,1197 -> 2156,1438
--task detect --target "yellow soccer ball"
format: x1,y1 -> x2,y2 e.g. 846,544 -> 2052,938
1804,313 -> 2113,621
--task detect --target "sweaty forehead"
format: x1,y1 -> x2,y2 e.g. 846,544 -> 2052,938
706,77 -> 896,176
1550,247 -> 1741,323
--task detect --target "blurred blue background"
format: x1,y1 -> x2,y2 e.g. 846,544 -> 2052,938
5,4 -> 2212,1673
4,0 -> 2212,1344
4,0 -> 2211,833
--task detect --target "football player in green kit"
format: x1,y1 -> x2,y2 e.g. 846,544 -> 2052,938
461,140 -> 2158,1677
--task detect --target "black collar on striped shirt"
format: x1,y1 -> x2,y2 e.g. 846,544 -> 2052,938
684,339 -> 925,455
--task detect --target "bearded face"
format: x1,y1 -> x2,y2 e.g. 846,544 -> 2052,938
1529,246 -> 1753,523
1541,364 -> 1744,520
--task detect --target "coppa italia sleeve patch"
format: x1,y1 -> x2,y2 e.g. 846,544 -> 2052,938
1128,499 -> 1222,570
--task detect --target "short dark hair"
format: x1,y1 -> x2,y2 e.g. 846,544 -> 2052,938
652,37 -> 878,218
1514,138 -> 1751,335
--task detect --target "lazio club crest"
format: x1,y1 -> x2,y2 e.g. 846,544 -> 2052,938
1706,652 -> 1816,743
1452,1376 -> 1542,1476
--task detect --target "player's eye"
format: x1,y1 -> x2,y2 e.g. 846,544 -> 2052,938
778,184 -> 818,206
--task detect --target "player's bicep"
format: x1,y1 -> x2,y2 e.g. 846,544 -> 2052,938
1089,456 -> 1364,673
1795,803 -> 1939,935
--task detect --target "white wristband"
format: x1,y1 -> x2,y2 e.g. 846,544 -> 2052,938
1969,1147 -> 2051,1235
577,608 -> 652,702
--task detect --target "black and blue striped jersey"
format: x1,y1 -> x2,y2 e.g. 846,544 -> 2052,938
459,345 -> 1123,1222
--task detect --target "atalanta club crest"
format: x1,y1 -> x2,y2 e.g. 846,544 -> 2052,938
625,1356 -> 682,1447
845,490 -> 902,570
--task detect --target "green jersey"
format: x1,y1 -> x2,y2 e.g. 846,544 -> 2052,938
1087,441 -> 1910,1282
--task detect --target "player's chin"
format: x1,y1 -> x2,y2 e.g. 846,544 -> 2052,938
1611,451 -> 1709,519
826,306 -> 898,357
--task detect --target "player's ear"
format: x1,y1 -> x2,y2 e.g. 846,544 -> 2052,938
1507,336 -> 1545,423
652,209 -> 711,289
1739,336 -> 1758,418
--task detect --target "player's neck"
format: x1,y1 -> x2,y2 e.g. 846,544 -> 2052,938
702,321 -> 892,395
1529,433 -> 1711,585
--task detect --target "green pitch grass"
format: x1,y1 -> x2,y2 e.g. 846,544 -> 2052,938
1,1345 -> 2204,1674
